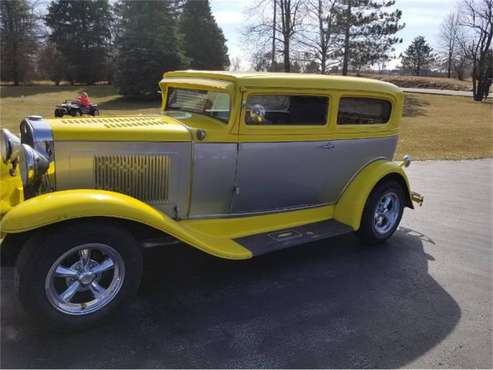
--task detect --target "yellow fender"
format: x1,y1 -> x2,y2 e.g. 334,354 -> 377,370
0,189 -> 252,260
334,160 -> 413,231
0,161 -> 24,217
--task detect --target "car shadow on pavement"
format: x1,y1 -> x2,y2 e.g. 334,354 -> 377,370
1,228 -> 460,368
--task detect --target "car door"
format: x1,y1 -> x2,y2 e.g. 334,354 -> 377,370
231,90 -> 336,214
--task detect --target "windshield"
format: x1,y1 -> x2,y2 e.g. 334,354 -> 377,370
166,87 -> 231,123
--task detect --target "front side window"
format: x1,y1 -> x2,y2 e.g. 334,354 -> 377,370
245,95 -> 329,125
337,97 -> 391,125
166,87 -> 231,123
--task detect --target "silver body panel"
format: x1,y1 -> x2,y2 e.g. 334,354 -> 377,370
53,136 -> 397,220
189,143 -> 237,217
231,136 -> 397,214
55,141 -> 192,219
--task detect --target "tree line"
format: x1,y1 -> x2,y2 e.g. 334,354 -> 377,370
1,0 -> 491,101
437,0 -> 493,100
244,0 -> 406,74
244,0 -> 405,74
399,0 -> 492,101
245,0 -> 492,101
0,0 -> 230,97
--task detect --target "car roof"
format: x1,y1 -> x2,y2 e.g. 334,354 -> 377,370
163,70 -> 403,96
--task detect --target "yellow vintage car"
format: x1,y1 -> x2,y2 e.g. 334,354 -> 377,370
0,71 -> 423,330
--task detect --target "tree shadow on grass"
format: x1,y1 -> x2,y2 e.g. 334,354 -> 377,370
403,95 -> 430,117
1,227 -> 460,368
0,85 -> 118,99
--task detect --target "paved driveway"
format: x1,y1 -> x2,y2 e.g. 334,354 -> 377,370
1,160 -> 492,368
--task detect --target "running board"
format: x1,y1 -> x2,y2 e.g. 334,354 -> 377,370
234,220 -> 353,256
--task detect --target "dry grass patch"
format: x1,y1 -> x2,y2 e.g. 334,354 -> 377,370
1,86 -> 491,160
0,85 -> 160,133
361,74 -> 473,91
396,94 -> 492,160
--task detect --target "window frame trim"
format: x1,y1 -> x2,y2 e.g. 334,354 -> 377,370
335,94 -> 394,129
164,85 -> 233,125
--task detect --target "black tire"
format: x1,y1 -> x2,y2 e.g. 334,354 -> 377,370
54,109 -> 64,118
356,180 -> 405,245
14,220 -> 143,331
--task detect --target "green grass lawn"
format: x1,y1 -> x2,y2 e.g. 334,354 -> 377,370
1,85 -> 491,160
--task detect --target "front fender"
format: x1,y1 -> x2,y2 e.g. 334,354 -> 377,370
0,161 -> 24,217
334,160 -> 413,231
0,189 -> 252,260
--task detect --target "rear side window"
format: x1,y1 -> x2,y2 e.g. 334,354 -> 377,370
337,97 -> 391,125
245,95 -> 329,125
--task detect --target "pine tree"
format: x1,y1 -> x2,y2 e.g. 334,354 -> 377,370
179,0 -> 229,70
45,0 -> 112,84
0,0 -> 39,85
337,0 -> 405,75
401,36 -> 435,76
113,0 -> 185,97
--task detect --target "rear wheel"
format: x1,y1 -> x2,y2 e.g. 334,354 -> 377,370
356,180 -> 405,245
15,221 -> 143,331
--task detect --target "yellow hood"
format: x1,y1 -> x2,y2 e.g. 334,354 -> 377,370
48,115 -> 192,142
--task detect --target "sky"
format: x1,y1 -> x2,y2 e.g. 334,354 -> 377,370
210,0 -> 461,70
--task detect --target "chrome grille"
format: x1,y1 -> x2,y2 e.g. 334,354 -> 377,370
94,154 -> 170,201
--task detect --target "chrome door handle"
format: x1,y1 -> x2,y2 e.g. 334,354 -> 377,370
320,142 -> 335,150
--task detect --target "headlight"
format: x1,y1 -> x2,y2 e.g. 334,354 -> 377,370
0,129 -> 21,163
19,144 -> 49,186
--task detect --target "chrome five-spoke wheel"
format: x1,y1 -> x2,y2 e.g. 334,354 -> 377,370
45,243 -> 125,315
357,180 -> 405,244
15,222 -> 143,331
373,192 -> 400,235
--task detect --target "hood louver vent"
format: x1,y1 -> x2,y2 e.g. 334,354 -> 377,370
61,117 -> 166,128
94,154 -> 170,202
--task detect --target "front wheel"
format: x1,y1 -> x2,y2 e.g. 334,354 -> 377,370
15,221 -> 143,331
356,180 -> 405,245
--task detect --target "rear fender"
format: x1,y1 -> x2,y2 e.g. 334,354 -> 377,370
0,189 -> 252,260
334,160 -> 413,231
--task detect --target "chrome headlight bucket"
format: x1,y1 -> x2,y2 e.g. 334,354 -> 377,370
19,143 -> 50,186
17,116 -> 55,196
1,129 -> 22,163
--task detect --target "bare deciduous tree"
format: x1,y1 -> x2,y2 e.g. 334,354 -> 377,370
439,11 -> 461,78
244,0 -> 305,72
229,56 -> 242,72
296,0 -> 340,74
460,0 -> 493,101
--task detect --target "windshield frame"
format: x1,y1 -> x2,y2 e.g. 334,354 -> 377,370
164,86 -> 232,124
